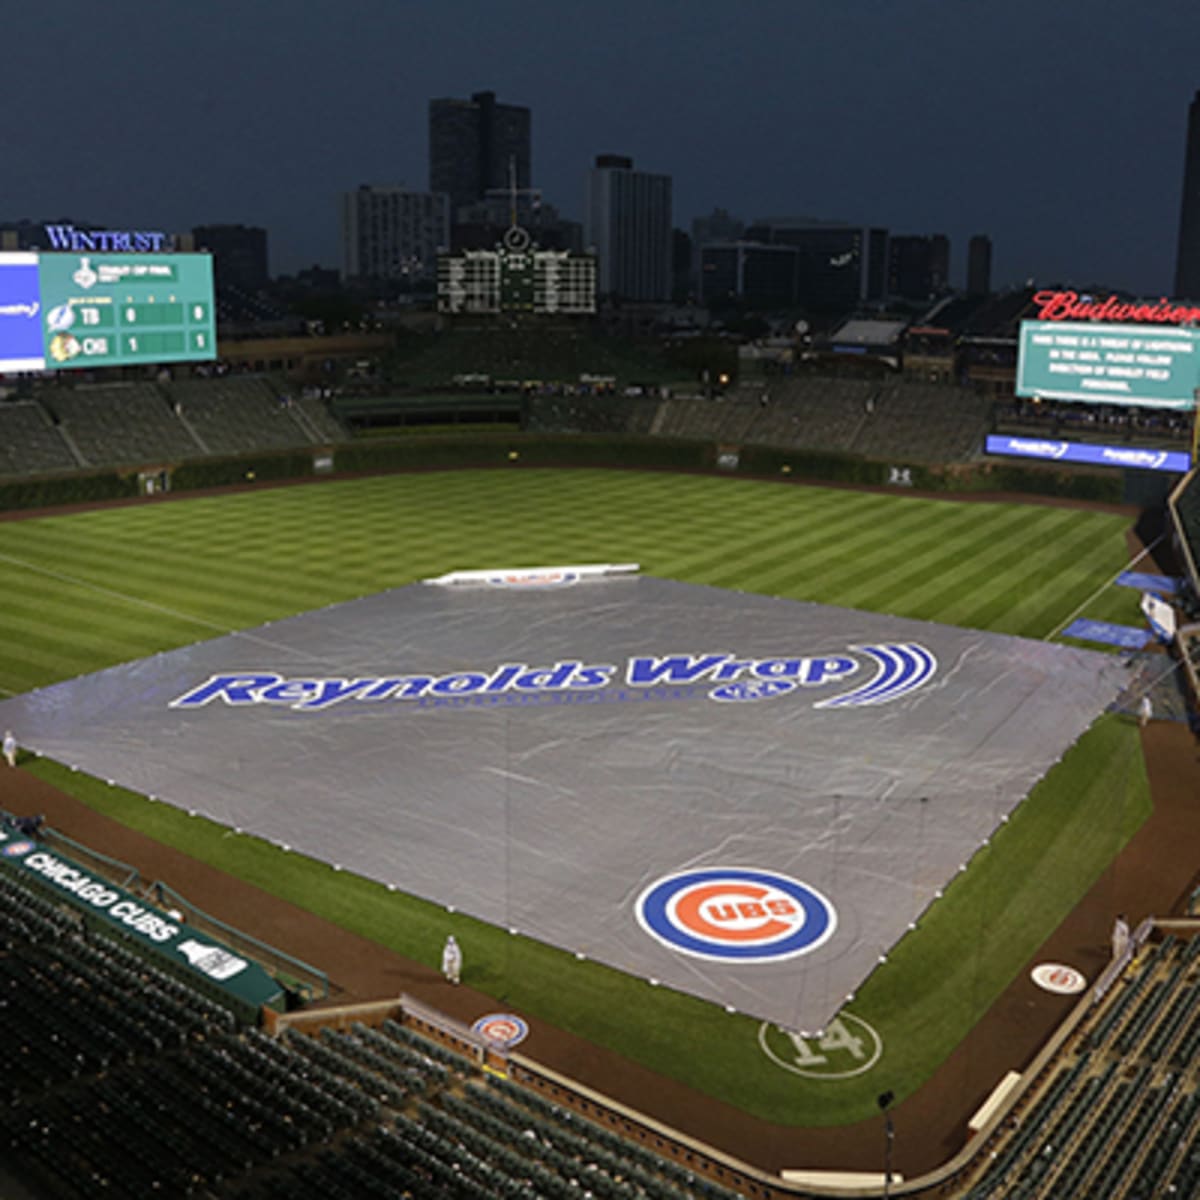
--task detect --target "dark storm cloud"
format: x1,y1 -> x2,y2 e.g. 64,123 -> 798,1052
6,0 -> 1198,293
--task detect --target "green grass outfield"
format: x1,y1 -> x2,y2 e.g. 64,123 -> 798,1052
0,468 -> 1150,1125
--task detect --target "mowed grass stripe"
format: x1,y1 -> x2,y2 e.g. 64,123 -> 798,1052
855,505 -> 1092,628
790,500 -> 1025,610
667,489 -> 917,591
954,523 -> 1139,637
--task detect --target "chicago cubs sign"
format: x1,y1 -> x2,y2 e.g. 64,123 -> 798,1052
636,868 -> 837,963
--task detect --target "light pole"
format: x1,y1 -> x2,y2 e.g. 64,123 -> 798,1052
877,1090 -> 895,1198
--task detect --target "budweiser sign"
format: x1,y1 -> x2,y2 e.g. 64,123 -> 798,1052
1033,290 -> 1200,326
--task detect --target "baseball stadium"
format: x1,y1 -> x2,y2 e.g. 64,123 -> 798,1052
1,274 -> 1200,1198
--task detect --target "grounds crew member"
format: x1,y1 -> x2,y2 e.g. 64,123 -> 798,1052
442,934 -> 462,985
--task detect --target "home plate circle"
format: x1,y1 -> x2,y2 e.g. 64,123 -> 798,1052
471,1013 -> 530,1048
1031,963 -> 1087,995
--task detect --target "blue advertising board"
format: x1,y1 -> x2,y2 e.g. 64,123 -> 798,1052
986,434 -> 1190,474
0,253 -> 46,372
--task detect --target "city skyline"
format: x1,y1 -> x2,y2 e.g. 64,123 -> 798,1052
6,0 -> 1199,295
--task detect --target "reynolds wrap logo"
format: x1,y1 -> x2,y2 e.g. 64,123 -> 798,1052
637,867 -> 836,963
168,643 -> 937,713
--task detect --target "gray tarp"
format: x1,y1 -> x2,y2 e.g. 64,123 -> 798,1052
0,575 -> 1129,1032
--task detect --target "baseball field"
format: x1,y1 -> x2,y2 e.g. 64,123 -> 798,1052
0,467 -> 1151,1128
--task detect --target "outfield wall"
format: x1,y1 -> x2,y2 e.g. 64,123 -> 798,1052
0,430 -> 1137,514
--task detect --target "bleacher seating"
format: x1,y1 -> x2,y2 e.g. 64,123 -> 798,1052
40,382 -> 203,467
853,382 -> 992,462
0,400 -> 80,476
166,376 -> 317,455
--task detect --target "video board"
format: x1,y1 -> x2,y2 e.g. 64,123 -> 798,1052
0,250 -> 216,373
1017,320 -> 1199,410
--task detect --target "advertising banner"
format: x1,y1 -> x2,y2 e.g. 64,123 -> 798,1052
986,434 -> 1190,474
0,827 -> 281,1011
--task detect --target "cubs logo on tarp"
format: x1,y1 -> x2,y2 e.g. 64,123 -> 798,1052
471,1013 -> 530,1048
0,839 -> 34,859
636,868 -> 836,963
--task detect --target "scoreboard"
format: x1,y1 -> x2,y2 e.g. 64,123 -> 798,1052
0,250 -> 216,373
1016,320 -> 1199,410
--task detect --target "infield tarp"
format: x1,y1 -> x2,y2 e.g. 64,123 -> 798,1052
0,576 -> 1129,1033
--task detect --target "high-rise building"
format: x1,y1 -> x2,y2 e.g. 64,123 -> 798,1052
967,234 -> 993,297
886,234 -> 949,301
743,218 -> 888,310
341,185 -> 449,282
192,224 -> 269,290
700,242 -> 800,309
584,155 -> 672,302
1174,89 -> 1200,300
429,91 -> 531,216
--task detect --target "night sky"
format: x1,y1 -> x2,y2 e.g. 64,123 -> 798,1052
9,0 -> 1199,294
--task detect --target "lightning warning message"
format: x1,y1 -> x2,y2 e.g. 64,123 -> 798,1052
0,251 -> 216,373
1017,320 -> 1199,410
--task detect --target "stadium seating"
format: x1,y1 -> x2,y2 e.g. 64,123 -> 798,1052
40,382 -> 203,467
853,382 -> 992,462
0,400 -> 81,476
165,376 -> 318,454
963,930 -> 1200,1199
527,377 -> 993,465
0,859 -> 755,1199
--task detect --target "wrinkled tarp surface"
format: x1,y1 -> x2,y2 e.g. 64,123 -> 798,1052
0,575 -> 1129,1032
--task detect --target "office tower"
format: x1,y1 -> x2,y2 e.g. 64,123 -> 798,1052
886,234 -> 950,301
585,155 -> 673,302
429,91 -> 531,216
699,242 -> 799,308
341,185 -> 449,281
743,218 -> 888,309
1174,89 -> 1200,299
192,224 -> 269,290
967,234 -> 992,297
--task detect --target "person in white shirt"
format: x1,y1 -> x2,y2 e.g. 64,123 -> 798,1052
441,934 -> 462,985
2,730 -> 15,768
